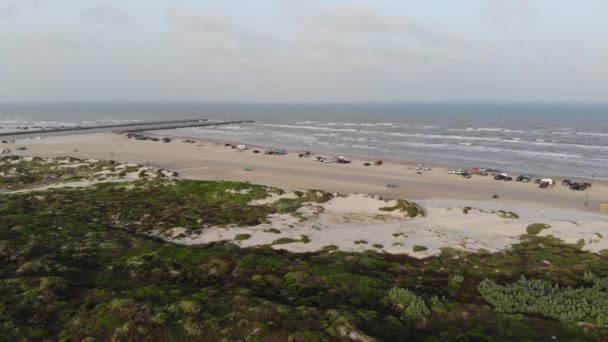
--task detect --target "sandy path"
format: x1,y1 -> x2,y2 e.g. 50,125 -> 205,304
6,133 -> 608,213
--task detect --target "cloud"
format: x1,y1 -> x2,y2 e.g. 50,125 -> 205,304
0,0 -> 44,18
308,6 -> 436,41
81,4 -> 130,25
484,0 -> 536,29
168,8 -> 234,34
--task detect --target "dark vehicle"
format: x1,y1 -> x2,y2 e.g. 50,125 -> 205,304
534,179 -> 542,184
264,150 -> 274,155
374,160 -> 383,166
504,177 -> 513,181
364,162 -> 371,167
582,182 -> 592,189
521,176 -> 532,182
252,150 -> 260,154
516,175 -> 527,182
570,183 -> 584,191
274,149 -> 287,155
224,143 -> 231,147
462,172 -> 471,178
494,175 -> 505,180
562,180 -> 572,186
539,182 -> 549,189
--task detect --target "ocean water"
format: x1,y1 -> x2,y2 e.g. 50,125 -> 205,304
1,103 -> 607,179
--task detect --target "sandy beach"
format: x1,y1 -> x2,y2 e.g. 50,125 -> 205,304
6,132 -> 607,213
3,129 -> 608,258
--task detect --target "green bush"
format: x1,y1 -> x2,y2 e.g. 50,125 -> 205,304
413,245 -> 428,252
526,223 -> 551,235
479,276 -> 608,325
234,234 -> 251,241
387,287 -> 431,320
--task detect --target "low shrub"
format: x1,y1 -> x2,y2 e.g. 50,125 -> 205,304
526,223 -> 551,235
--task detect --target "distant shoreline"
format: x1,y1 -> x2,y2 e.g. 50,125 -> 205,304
142,130 -> 608,184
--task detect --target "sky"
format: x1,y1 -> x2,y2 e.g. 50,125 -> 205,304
0,0 -> 606,103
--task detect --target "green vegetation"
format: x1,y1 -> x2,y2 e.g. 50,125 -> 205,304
354,240 -> 368,245
0,156 -> 131,191
497,210 -> 520,219
272,235 -> 310,245
271,237 -> 300,245
480,275 -> 608,325
380,199 -> 425,218
527,223 -> 551,235
263,228 -> 281,234
234,234 -> 251,241
322,245 -> 338,252
274,190 -> 333,214
1,160 -> 607,340
373,244 -> 384,249
387,287 -> 431,320
413,245 -> 428,252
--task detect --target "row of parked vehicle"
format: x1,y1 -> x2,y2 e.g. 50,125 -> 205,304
448,167 -> 593,191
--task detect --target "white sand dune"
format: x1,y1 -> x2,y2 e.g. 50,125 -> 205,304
166,193 -> 608,258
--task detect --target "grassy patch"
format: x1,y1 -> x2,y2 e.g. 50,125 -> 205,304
234,234 -> 251,241
380,199 -> 425,218
354,240 -> 368,245
496,210 -> 519,219
263,228 -> 281,234
322,245 -> 338,252
271,238 -> 301,245
526,223 -> 551,235
413,245 -> 428,252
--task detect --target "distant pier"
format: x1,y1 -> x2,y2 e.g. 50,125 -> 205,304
0,119 -> 255,141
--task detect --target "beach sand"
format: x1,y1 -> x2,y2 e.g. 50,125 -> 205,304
7,132 -> 607,213
5,132 -> 608,257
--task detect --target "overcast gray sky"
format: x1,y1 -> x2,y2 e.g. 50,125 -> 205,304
1,0 -> 606,103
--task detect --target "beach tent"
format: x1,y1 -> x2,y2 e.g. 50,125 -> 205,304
236,144 -> 247,151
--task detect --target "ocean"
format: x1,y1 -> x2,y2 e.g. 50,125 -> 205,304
1,102 -> 607,179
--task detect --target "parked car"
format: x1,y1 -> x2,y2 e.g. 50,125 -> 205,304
374,160 -> 383,166
337,156 -> 351,164
448,169 -> 456,174
517,175 -> 532,182
462,172 -> 472,178
363,162 -> 371,167
504,176 -> 513,181
424,166 -> 432,171
322,158 -> 336,163
264,150 -> 274,155
562,180 -> 572,186
456,169 -> 465,175
494,174 -> 505,180
252,150 -> 260,154
582,182 -> 592,189
570,183 -> 584,191
534,179 -> 542,184
539,182 -> 549,189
